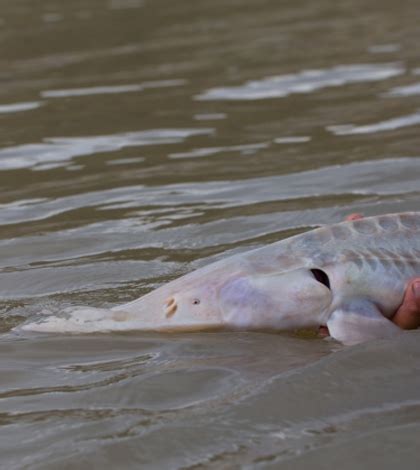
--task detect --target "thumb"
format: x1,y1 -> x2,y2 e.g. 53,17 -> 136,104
391,279 -> 420,330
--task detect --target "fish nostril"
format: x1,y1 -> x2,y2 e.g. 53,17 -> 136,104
165,302 -> 178,318
165,297 -> 176,307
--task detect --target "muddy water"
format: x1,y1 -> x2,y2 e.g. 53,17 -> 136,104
0,0 -> 420,468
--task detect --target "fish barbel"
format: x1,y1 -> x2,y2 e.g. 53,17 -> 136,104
22,212 -> 420,345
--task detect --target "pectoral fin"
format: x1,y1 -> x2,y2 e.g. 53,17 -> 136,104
327,300 -> 402,345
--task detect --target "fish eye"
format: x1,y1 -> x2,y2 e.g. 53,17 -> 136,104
192,298 -> 200,305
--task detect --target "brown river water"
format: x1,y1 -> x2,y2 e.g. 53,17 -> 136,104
1,0 -> 420,468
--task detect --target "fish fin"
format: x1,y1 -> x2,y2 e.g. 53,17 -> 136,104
327,300 -> 401,345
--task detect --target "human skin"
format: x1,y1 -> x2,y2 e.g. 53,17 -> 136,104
392,279 -> 420,329
319,213 -> 420,336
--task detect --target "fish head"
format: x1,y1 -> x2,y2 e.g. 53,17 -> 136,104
218,268 -> 333,330
110,265 -> 332,333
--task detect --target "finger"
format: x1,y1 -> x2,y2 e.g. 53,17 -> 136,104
318,325 -> 330,337
345,213 -> 364,222
391,279 -> 420,330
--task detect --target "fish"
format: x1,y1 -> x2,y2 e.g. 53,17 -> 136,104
21,212 -> 420,345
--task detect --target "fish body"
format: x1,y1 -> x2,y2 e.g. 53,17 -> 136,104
23,212 -> 420,345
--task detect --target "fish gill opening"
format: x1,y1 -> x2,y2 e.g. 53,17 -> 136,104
310,268 -> 331,290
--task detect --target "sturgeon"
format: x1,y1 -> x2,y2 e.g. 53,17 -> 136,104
23,212 -> 420,345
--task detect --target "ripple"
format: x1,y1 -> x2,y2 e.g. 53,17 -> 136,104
385,82 -> 420,97
106,157 -> 145,166
2,2 -> 420,468
368,44 -> 400,54
0,258 -> 178,298
0,128 -> 213,171
327,111 -> 420,135
0,206 -> 330,275
42,13 -> 63,23
273,136 -> 311,144
194,113 -> 227,121
0,158 -> 418,228
108,0 -> 144,9
168,142 -> 269,159
41,79 -> 186,98
0,101 -> 43,114
195,63 -> 404,101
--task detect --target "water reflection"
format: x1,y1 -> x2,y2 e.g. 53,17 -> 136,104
108,0 -> 144,10
368,44 -> 400,54
193,113 -> 227,121
327,111 -> 420,135
386,82 -> 420,97
41,79 -> 186,98
169,142 -> 269,159
196,63 -> 404,101
1,158 -> 418,227
0,102 -> 43,114
0,128 -> 213,170
274,136 -> 311,144
0,0 -> 420,467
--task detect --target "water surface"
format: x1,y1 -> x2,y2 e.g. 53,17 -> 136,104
1,0 -> 420,468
